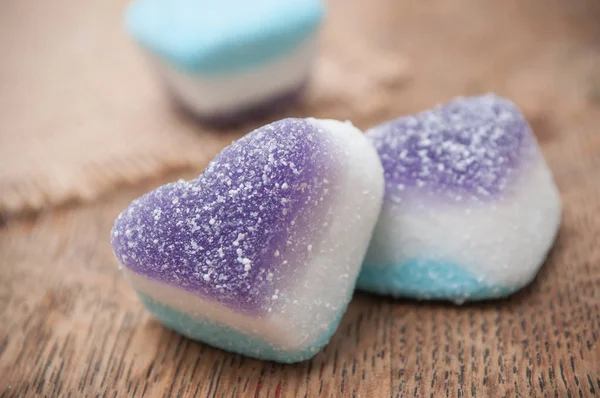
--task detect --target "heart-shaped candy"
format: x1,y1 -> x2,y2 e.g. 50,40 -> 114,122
111,118 -> 383,362
358,94 -> 561,303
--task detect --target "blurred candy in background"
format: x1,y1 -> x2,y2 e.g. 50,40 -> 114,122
126,0 -> 325,125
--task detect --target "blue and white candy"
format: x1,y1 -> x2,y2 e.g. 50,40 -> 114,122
126,0 -> 324,125
358,94 -> 561,303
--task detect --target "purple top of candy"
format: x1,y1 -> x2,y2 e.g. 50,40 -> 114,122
367,94 -> 535,202
111,118 -> 341,314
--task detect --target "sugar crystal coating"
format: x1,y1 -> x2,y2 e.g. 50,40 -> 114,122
111,119 -> 341,314
367,94 -> 535,202
359,94 -> 561,303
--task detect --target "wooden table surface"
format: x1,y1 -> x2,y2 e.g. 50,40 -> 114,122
1,170 -> 599,398
2,0 -> 600,396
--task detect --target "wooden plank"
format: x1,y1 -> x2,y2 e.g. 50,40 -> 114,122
0,165 -> 599,396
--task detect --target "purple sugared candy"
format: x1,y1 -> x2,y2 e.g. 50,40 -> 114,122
358,94 -> 561,303
111,118 -> 384,362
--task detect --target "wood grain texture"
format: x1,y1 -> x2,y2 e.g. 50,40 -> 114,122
2,0 -> 600,396
0,169 -> 599,397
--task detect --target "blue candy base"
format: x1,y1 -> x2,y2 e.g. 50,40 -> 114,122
137,293 -> 342,363
357,259 -> 517,303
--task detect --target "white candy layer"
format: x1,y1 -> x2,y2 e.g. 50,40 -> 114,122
364,152 -> 561,288
129,119 -> 384,350
278,119 -> 383,347
148,38 -> 316,115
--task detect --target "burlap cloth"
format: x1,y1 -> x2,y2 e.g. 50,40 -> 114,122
1,0 -> 599,218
